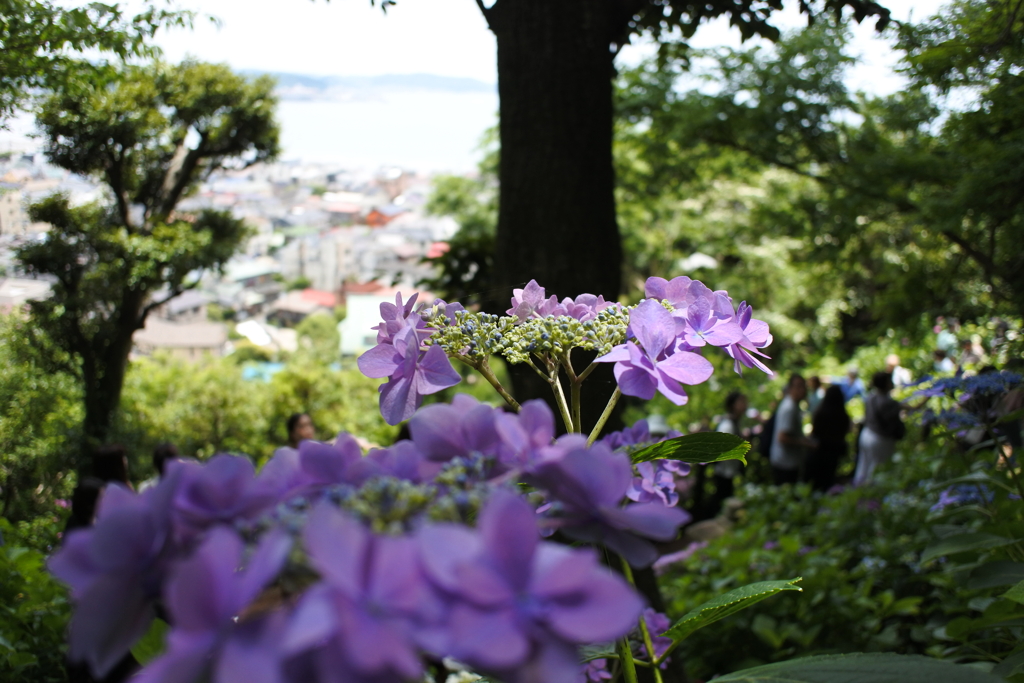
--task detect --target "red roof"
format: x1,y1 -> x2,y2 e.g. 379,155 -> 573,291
426,242 -> 450,259
300,289 -> 338,307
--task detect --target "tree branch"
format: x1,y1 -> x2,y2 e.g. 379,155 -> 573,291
941,228 -> 1003,300
474,0 -> 494,29
138,278 -> 201,325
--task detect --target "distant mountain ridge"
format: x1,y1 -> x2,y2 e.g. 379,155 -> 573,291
242,71 -> 496,101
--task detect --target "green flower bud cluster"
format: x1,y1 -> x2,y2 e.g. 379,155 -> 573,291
429,307 -> 631,367
500,307 -> 630,364
429,311 -> 517,362
341,477 -> 439,535
426,454 -> 497,524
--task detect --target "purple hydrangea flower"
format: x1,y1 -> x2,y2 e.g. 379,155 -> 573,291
417,491 -> 644,683
494,399 -> 558,469
645,276 -> 694,306
652,541 -> 709,574
584,659 -> 612,682
550,293 -> 613,322
134,526 -> 291,683
627,460 -> 689,507
372,292 -> 428,344
725,302 -> 774,377
678,295 -> 744,348
530,442 -> 690,567
595,299 -> 713,406
358,323 -> 462,425
48,469 -> 184,677
283,503 -> 436,682
408,394 -> 503,462
428,297 -> 466,325
507,279 -> 559,322
171,455 -> 279,545
638,608 -> 673,663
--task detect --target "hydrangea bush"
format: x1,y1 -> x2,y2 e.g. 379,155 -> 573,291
47,278 -> 1006,683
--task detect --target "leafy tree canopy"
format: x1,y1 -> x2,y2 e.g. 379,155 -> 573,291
16,60 -> 280,461
616,0 -> 1024,351
0,0 -> 193,123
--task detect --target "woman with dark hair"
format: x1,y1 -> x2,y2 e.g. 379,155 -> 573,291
272,412 -> 316,459
805,385 -> 851,491
854,371 -> 906,485
91,444 -> 131,488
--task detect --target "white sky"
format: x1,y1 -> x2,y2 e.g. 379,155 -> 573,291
2,0 -> 951,169
152,0 -> 948,91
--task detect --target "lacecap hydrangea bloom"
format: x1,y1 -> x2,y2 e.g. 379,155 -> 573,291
50,276 -> 767,683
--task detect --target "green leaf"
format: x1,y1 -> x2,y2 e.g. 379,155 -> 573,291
993,648 -> 1024,678
131,618 -> 168,665
663,578 -> 802,645
1003,579 -> 1024,606
920,533 -> 1016,564
968,561 -> 1024,589
713,653 -> 1006,682
631,432 -> 749,466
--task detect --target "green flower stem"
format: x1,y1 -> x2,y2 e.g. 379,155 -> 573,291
562,354 -> 583,434
476,356 -> 521,412
620,557 -> 665,683
618,637 -> 639,683
587,387 -> 621,446
576,360 -> 599,383
549,366 -> 575,433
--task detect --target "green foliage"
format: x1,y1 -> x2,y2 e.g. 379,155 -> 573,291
713,653 -> 1005,682
658,469 -> 953,678
631,432 -> 749,466
0,519 -> 70,682
287,276 -> 312,291
294,312 -> 341,365
116,353 -> 396,472
663,578 -> 802,645
16,59 -> 280,457
0,0 -> 193,123
617,3 -> 1024,353
0,315 -> 79,522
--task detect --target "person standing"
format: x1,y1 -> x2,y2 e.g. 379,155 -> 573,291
770,375 -> 816,485
837,366 -> 867,404
807,375 -> 825,413
805,385 -> 852,491
711,391 -> 748,512
885,354 -> 912,388
854,372 -> 906,486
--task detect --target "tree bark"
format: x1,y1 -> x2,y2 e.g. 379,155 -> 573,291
485,0 -> 627,433
80,291 -> 146,470
489,0 -> 623,305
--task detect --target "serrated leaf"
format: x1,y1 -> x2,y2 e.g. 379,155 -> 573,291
130,618 -> 168,665
920,533 -> 1016,564
663,578 -> 802,646
631,432 -> 749,466
968,561 -> 1024,589
1003,579 -> 1024,606
713,653 -> 1006,682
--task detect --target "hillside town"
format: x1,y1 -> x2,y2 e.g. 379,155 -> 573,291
0,150 -> 457,363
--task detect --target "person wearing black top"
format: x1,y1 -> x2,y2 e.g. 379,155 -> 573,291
805,385 -> 851,491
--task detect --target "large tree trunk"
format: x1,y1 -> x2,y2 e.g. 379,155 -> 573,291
488,0 -> 623,304
80,293 -> 145,471
485,0 -> 626,435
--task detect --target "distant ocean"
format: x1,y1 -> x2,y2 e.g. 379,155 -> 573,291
276,90 -> 498,173
1,87 -> 499,175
